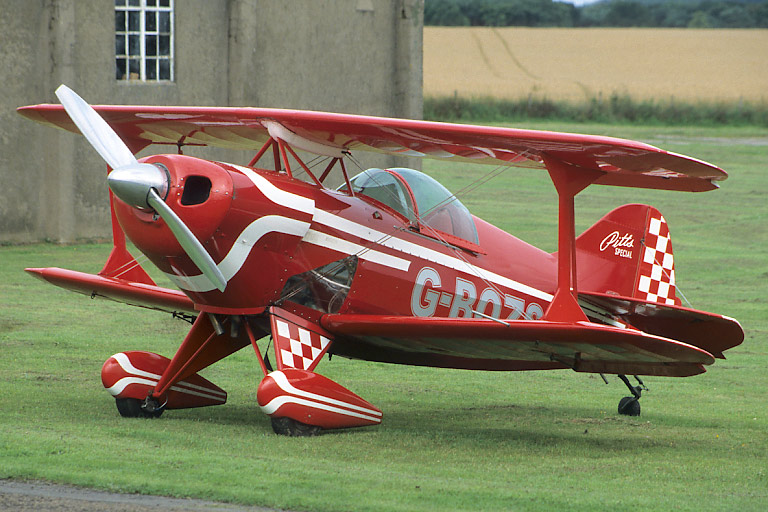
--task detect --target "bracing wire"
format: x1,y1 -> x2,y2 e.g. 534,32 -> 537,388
105,252 -> 152,280
340,153 -> 533,320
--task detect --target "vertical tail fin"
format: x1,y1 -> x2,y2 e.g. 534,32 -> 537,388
576,204 -> 680,306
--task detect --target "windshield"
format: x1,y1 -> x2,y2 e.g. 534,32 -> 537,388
393,168 -> 478,244
343,168 -> 478,244
342,168 -> 416,222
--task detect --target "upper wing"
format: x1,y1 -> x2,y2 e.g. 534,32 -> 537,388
18,104 -> 726,192
319,314 -> 714,377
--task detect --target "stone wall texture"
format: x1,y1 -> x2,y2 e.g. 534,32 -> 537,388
1,0 -> 423,243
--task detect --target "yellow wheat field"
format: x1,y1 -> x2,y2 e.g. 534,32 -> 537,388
424,27 -> 768,103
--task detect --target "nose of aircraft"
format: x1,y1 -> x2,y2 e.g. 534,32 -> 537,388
107,162 -> 169,210
112,154 -> 234,291
53,84 -> 229,291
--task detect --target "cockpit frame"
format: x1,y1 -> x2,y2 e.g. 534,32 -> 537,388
341,168 -> 484,254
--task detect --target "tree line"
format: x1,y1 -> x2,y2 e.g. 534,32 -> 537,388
424,0 -> 768,28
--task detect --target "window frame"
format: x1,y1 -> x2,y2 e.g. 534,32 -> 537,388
115,0 -> 175,82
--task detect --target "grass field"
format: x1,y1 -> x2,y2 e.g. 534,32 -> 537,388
1,122 -> 767,510
424,27 -> 768,104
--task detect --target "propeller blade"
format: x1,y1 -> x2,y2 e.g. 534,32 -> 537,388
147,189 -> 227,292
55,84 -> 137,170
56,84 -> 227,293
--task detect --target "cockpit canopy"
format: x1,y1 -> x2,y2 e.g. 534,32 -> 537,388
342,168 -> 479,245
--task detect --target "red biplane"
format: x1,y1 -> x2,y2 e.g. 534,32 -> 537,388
18,85 -> 743,435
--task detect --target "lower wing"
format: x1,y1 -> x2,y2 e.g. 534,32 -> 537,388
26,267 -> 195,315
319,314 -> 716,377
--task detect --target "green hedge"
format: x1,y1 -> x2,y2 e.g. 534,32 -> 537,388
424,93 -> 768,126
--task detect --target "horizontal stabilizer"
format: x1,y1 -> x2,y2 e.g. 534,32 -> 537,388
579,291 -> 743,359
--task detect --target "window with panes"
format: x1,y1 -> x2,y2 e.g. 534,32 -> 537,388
115,0 -> 174,81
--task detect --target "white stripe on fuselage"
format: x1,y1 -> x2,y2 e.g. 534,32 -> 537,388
230,164 -> 315,215
303,229 -> 411,271
168,165 -> 552,303
312,209 -> 552,302
164,215 -> 311,292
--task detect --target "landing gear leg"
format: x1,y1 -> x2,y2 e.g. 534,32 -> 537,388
617,374 -> 646,416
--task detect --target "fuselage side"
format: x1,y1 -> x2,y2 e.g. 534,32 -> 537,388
115,156 -> 559,321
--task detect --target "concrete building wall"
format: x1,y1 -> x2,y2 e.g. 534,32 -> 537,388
1,0 -> 423,243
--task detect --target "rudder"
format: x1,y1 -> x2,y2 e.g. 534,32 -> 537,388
575,204 -> 680,306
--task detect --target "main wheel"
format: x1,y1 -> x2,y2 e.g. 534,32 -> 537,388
270,417 -> 321,437
618,396 -> 641,416
115,398 -> 164,418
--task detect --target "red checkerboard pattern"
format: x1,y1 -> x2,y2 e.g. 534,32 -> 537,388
273,318 -> 331,371
636,213 -> 679,306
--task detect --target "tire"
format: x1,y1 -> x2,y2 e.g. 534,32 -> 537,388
270,416 -> 321,437
618,396 -> 641,416
115,398 -> 164,419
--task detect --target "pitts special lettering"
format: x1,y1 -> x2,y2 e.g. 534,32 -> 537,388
600,231 -> 635,259
410,267 -> 544,320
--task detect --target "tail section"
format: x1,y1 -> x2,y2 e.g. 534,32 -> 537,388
575,204 -> 680,306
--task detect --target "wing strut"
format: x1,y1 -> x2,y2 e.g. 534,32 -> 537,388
245,130 -> 352,188
542,155 -> 604,323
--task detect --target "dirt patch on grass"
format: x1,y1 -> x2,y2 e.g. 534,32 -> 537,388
0,480 -> 274,512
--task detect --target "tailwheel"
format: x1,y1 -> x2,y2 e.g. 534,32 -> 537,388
270,417 -> 321,437
618,396 -> 641,416
115,397 -> 164,419
617,374 -> 646,417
